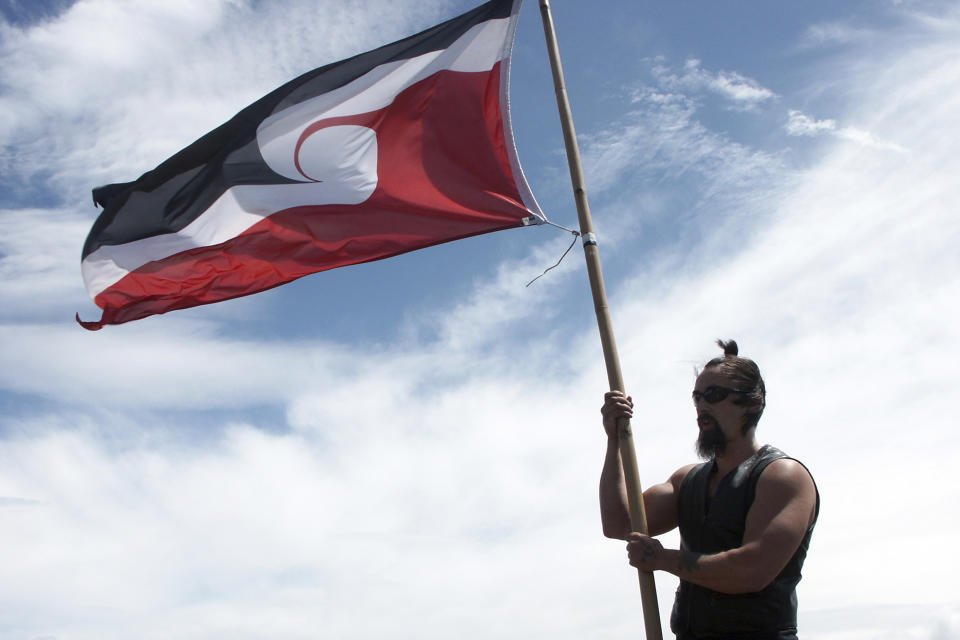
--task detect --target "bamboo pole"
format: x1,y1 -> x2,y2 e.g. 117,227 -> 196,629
536,2 -> 663,639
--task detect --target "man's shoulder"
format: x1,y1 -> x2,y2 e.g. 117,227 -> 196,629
761,457 -> 815,489
755,453 -> 820,526
757,446 -> 816,487
669,462 -> 706,490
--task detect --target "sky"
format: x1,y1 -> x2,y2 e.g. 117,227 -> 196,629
1,0 -> 958,638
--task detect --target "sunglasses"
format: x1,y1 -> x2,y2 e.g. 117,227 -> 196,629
691,385 -> 750,404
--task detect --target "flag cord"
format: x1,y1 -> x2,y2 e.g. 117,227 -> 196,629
541,218 -> 579,235
525,226 -> 580,287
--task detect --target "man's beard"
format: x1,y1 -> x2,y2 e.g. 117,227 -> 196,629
696,420 -> 727,459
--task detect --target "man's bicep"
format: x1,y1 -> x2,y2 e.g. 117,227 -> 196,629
742,460 -> 817,579
643,465 -> 695,536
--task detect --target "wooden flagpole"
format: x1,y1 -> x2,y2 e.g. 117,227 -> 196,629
536,2 -> 663,639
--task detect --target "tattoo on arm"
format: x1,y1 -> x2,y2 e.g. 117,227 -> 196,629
678,550 -> 702,572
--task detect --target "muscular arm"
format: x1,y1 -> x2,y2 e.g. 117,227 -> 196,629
601,435 -> 693,539
626,458 -> 818,593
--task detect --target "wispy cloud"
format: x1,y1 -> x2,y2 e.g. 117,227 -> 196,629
584,85 -> 784,194
785,109 -> 908,152
575,83 -> 788,269
783,109 -> 838,136
650,58 -> 777,111
797,21 -> 876,49
0,207 -> 92,318
0,495 -> 44,506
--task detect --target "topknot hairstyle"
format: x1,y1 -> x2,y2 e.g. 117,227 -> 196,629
704,338 -> 766,431
718,339 -> 739,357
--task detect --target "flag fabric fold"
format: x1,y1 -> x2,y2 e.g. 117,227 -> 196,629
79,0 -> 542,330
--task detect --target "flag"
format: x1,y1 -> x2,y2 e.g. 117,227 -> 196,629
78,0 -> 543,330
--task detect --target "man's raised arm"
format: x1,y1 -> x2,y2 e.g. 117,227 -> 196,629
599,391 -> 690,539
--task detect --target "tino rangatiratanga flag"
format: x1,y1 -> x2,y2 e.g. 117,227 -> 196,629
78,0 -> 543,330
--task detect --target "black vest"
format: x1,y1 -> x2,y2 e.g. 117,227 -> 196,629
670,445 -> 818,640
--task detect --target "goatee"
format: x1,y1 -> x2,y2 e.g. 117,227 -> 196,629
696,423 -> 727,459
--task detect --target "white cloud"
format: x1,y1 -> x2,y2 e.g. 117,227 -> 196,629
581,86 -> 785,212
798,22 -> 876,49
0,207 -> 94,319
650,58 -> 777,111
786,109 -> 908,152
784,109 -> 838,136
0,359 -> 630,639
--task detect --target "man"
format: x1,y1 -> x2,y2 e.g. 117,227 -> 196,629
600,340 -> 819,640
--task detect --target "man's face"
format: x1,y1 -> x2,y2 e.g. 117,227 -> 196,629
692,368 -> 750,459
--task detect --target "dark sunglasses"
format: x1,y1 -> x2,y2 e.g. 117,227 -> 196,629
691,385 -> 750,404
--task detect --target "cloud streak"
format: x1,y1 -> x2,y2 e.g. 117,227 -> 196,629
785,109 -> 908,152
651,58 -> 777,111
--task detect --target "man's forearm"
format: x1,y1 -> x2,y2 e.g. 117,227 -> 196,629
655,546 -> 771,594
627,533 -> 772,594
599,436 -> 630,539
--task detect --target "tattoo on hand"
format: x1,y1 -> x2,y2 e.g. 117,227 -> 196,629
679,550 -> 702,572
641,541 -> 656,560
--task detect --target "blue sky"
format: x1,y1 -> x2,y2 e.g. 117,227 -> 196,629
1,1 -> 958,638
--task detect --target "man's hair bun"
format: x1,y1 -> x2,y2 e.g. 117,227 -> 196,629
716,339 -> 739,357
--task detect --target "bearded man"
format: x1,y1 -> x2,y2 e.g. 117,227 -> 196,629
599,340 -> 819,640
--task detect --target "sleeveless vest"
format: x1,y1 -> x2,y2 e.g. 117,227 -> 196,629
669,445 -> 818,640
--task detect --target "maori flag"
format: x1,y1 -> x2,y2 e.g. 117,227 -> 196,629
79,0 -> 543,330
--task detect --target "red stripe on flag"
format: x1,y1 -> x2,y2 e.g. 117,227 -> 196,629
84,206 -> 521,329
